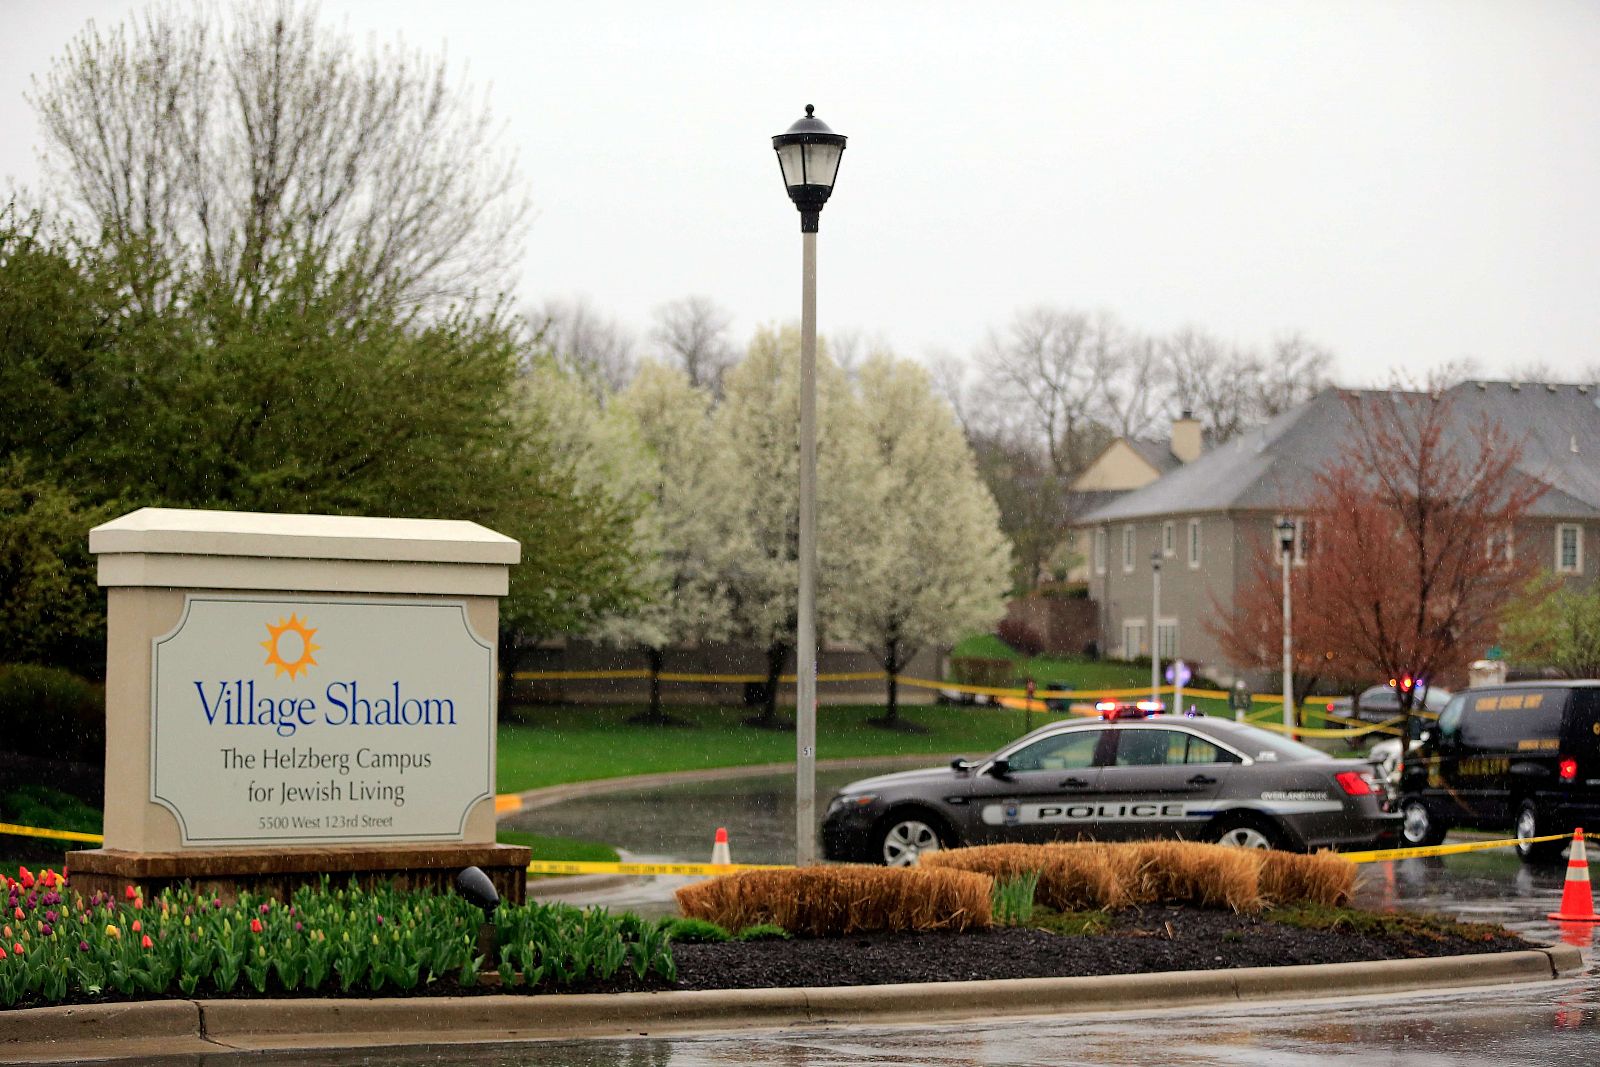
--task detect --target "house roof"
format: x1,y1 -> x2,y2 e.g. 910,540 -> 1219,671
1076,382 -> 1600,525
1127,437 -> 1183,475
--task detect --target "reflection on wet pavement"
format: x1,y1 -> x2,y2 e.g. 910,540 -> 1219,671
129,975 -> 1600,1066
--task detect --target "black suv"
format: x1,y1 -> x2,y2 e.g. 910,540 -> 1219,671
1396,681 -> 1600,862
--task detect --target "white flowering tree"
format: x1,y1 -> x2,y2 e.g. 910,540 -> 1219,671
708,326 -> 882,728
590,362 -> 732,722
837,354 -> 1013,728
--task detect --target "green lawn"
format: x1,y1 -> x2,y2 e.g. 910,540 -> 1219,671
495,829 -> 619,863
496,703 -> 1035,794
950,634 -> 1152,689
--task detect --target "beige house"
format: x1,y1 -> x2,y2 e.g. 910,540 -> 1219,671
1063,413 -> 1205,582
1075,382 -> 1600,684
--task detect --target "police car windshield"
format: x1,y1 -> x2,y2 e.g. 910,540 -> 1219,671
1230,725 -> 1328,762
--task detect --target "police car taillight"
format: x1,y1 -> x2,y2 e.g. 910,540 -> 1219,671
1335,771 -> 1373,796
1560,757 -> 1579,781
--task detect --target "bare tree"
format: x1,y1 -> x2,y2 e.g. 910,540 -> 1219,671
1161,327 -> 1262,443
1256,332 -> 1333,419
531,295 -> 636,397
978,306 -> 1107,477
1091,313 -> 1167,437
651,295 -> 734,395
31,0 -> 527,312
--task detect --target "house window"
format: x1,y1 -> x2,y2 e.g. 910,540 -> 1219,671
1156,619 -> 1178,660
1162,521 -> 1175,558
1187,518 -> 1202,569
1094,528 -> 1107,574
1557,524 -> 1583,574
1486,527 -> 1514,567
1122,525 -> 1136,573
1122,618 -> 1147,658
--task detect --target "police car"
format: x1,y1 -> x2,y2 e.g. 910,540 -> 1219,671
820,708 -> 1399,865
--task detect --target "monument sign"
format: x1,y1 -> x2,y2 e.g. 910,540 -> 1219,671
68,508 -> 531,901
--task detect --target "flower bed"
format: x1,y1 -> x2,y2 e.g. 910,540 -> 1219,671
0,867 -> 672,1010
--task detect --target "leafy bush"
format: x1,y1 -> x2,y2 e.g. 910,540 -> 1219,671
657,916 -> 730,943
0,786 -> 101,835
990,873 -> 1039,926
675,866 -> 993,937
733,923 -> 789,942
0,665 -> 104,764
494,904 -> 674,988
0,871 -> 675,1009
949,657 -> 1014,689
996,619 -> 1045,657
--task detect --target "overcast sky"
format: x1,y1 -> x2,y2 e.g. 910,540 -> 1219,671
3,1 -> 1597,386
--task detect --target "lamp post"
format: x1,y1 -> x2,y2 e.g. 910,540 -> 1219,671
1276,519 -> 1297,739
772,105 -> 846,867
1150,551 -> 1162,708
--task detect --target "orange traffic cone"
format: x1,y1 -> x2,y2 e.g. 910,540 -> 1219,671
711,827 -> 731,866
1548,828 -> 1600,923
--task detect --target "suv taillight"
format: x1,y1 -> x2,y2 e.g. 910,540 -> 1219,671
1335,770 -> 1373,796
1559,757 -> 1578,781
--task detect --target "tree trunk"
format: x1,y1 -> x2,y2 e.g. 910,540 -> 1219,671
882,638 -> 901,726
750,642 -> 789,729
497,629 -> 517,717
649,646 -> 663,722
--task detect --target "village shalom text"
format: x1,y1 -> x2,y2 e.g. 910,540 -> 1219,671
193,679 -> 458,737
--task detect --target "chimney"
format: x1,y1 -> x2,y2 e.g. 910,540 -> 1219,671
1171,410 -> 1203,464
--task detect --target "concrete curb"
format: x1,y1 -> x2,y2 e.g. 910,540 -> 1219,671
0,945 -> 1584,1061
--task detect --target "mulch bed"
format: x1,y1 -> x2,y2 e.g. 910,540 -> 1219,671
669,907 -> 1535,991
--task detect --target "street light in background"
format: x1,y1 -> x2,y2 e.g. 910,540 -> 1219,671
1276,518 -> 1297,739
1150,551 -> 1162,708
772,105 -> 846,867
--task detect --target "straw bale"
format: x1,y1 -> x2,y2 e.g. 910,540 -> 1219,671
921,843 -> 1130,910
1125,840 -> 1264,913
1256,849 -> 1356,907
674,865 -> 993,937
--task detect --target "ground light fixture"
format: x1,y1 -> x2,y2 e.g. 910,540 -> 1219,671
772,105 -> 846,867
1277,518 -> 1297,738
456,866 -> 500,965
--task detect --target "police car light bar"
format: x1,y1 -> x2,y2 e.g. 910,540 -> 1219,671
1135,700 -> 1165,713
1095,701 -> 1118,712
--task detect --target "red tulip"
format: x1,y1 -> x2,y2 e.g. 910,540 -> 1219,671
141,934 -> 153,949
249,918 -> 263,933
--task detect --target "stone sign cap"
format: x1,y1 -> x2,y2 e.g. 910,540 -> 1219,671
91,508 -> 520,596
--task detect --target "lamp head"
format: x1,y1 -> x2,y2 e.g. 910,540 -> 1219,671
1276,518 -> 1297,553
772,105 -> 847,233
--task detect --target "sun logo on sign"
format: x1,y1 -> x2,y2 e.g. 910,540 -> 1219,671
261,614 -> 321,680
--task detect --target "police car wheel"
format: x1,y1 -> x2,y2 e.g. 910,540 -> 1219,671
1400,798 -> 1447,848
1514,800 -> 1566,864
1211,815 -> 1282,850
875,815 -> 943,866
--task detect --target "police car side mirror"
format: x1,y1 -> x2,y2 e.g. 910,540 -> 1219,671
987,758 -> 1012,779
950,758 -> 974,772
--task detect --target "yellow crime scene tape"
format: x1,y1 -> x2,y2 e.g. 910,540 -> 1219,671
0,820 -> 1569,872
526,860 -> 789,877
1343,833 -> 1572,864
0,821 -> 104,844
